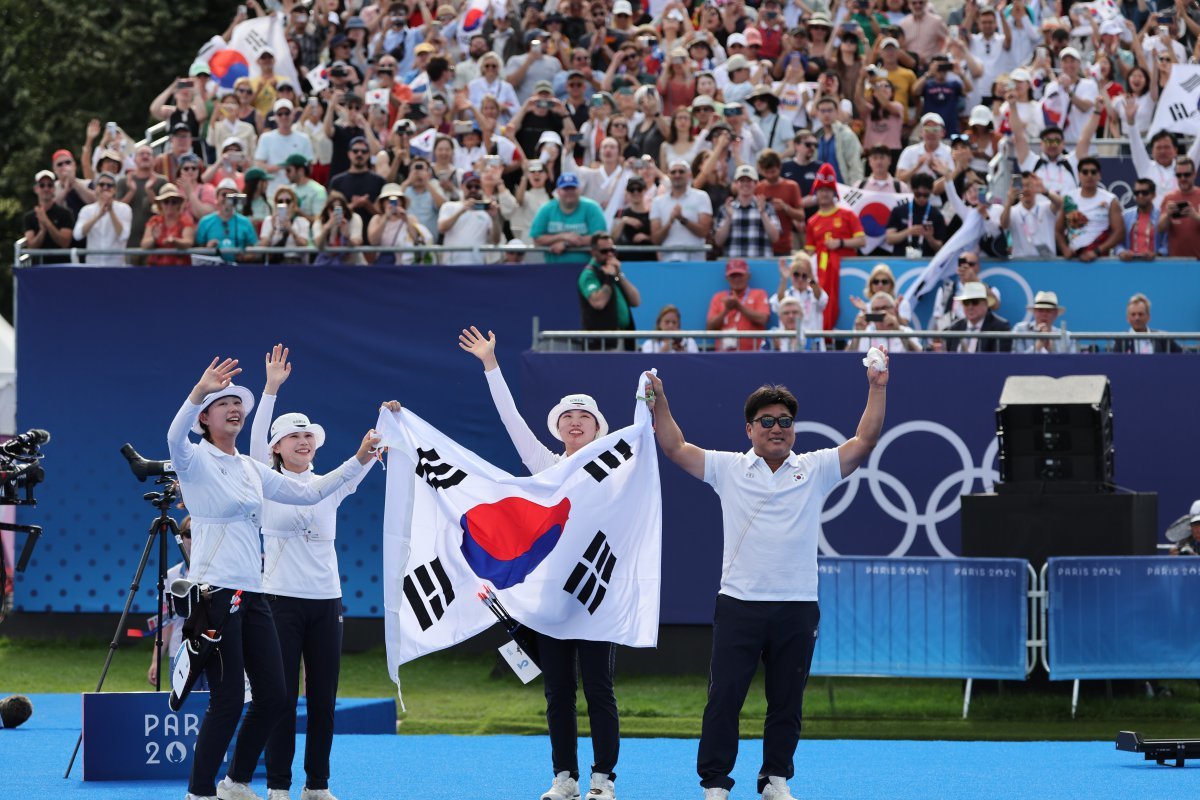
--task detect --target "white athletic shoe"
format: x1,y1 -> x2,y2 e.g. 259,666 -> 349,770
761,776 -> 796,799
586,772 -> 615,800
540,771 -> 581,800
216,777 -> 264,800
267,790 -> 291,800
703,788 -> 730,800
185,794 -> 218,800
299,789 -> 339,800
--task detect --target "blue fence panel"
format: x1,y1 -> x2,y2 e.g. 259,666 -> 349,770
1047,556 -> 1200,680
811,557 -> 1028,679
620,257 -> 1200,335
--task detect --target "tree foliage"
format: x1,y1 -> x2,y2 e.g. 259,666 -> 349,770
0,0 -> 236,317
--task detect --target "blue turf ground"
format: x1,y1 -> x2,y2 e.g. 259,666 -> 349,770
1,693 -> 1194,799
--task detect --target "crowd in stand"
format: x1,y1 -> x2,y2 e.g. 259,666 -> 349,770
20,0 -> 1200,346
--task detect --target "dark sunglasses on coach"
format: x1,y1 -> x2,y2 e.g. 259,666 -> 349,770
752,415 -> 794,429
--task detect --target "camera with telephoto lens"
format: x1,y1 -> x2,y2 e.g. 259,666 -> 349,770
0,430 -> 50,505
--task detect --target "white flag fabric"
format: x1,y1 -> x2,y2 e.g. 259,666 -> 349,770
230,14 -> 300,85
836,182 -> 911,255
379,373 -> 662,687
1149,66 -> 1200,138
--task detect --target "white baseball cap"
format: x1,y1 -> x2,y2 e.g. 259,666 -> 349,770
547,394 -> 608,441
734,164 -> 759,181
192,385 -> 255,435
612,0 -> 633,15
1010,67 -> 1032,83
920,112 -> 945,128
268,412 -> 327,448
727,33 -> 748,48
273,98 -> 294,113
1191,499 -> 1200,523
1059,47 -> 1082,61
968,106 -> 995,128
216,177 -> 240,192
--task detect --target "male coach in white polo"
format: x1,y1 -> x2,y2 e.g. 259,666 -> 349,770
642,355 -> 889,800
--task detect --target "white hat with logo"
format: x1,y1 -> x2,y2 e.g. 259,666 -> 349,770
547,394 -> 609,441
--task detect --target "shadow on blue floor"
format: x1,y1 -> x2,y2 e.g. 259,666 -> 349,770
1,693 -> 1194,799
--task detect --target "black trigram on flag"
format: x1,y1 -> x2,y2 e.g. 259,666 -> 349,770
563,531 -> 617,614
415,447 -> 467,490
583,439 -> 633,483
403,558 -> 455,630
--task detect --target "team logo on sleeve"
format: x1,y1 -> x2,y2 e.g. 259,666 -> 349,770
563,531 -> 617,614
459,497 -> 572,590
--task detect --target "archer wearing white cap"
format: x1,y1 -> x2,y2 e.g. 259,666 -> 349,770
246,345 -> 395,800
458,326 -> 621,800
167,356 -> 381,800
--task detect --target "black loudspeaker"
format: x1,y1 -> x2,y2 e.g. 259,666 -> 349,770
960,492 -> 1158,568
995,375 -> 1114,491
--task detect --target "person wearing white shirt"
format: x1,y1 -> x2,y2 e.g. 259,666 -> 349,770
249,346 -> 385,800
962,7 -> 1012,110
73,172 -> 132,265
437,171 -> 503,264
896,114 -> 953,184
1130,130 -> 1200,198
1000,172 -> 1061,258
649,160 -> 714,262
643,357 -> 888,800
458,326 -> 622,800
854,292 -> 922,353
1039,49 -> 1098,150
1003,0 -> 1041,75
769,252 -> 829,351
168,358 -> 377,800
255,99 -> 316,194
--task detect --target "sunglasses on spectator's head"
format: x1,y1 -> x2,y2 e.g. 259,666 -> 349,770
752,415 -> 794,429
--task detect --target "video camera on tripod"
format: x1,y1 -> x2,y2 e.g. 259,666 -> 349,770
0,428 -> 50,623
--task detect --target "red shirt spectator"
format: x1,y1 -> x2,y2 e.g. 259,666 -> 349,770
805,164 -> 866,330
706,259 -> 771,351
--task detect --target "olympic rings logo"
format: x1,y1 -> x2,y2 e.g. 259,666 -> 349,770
798,420 -> 1000,558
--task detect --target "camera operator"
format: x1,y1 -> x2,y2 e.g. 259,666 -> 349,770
1170,500 -> 1200,556
167,357 -> 380,800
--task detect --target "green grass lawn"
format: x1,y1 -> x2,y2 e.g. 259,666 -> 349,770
3,637 -> 1197,741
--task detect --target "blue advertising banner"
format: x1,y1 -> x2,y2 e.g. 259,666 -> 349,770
620,257 -> 1200,333
813,557 -> 1028,680
1046,556 -> 1200,681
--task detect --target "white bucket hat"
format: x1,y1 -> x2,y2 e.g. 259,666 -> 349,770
192,384 -> 255,434
268,412 -> 326,448
547,394 -> 608,441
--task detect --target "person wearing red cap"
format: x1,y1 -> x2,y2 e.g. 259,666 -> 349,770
706,259 -> 770,352
804,163 -> 865,333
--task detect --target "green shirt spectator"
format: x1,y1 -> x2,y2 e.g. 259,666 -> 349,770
529,174 -> 608,263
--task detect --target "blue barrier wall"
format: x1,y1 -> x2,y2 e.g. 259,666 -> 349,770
14,266 -> 1199,621
621,258 -> 1200,333
520,352 -> 1198,623
812,557 -> 1028,679
1046,556 -> 1200,681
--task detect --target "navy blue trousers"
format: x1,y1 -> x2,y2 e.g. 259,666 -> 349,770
697,594 -> 820,794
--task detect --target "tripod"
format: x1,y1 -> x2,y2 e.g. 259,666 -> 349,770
64,476 -> 188,778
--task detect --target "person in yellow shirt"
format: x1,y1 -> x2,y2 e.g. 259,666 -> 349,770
250,49 -> 281,117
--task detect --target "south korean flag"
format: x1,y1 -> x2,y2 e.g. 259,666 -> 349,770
378,371 -> 663,689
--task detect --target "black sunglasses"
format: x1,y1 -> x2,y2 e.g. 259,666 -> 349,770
350,148 -> 370,154
1133,189 -> 1153,196
1079,168 -> 1100,175
1176,172 -> 1194,179
595,247 -> 615,255
752,415 -> 794,429
871,277 -> 892,284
